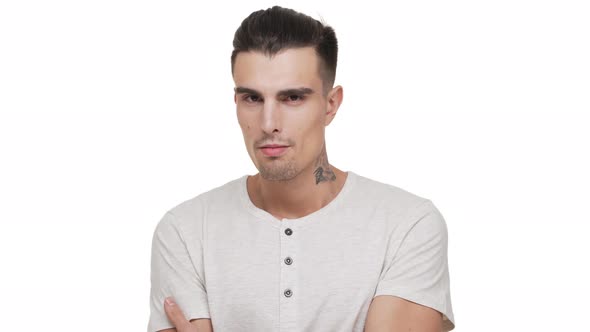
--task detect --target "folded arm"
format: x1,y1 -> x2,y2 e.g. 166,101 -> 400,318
364,295 -> 443,332
155,297 -> 213,332
156,318 -> 213,332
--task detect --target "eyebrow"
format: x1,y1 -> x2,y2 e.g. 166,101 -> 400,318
234,86 -> 315,97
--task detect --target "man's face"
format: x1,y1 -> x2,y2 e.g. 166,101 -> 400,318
233,47 -> 339,182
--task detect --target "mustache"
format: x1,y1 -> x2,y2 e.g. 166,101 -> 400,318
255,135 -> 294,147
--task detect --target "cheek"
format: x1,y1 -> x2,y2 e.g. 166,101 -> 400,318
291,103 -> 324,131
299,109 -> 325,135
237,111 -> 253,133
294,113 -> 326,154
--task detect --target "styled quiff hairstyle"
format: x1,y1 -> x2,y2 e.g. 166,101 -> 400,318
231,6 -> 338,95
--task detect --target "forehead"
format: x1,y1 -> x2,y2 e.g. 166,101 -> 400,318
233,47 -> 322,93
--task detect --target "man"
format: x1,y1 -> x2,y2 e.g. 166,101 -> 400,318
148,6 -> 455,332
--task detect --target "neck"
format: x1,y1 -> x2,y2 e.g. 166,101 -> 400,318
248,142 -> 347,220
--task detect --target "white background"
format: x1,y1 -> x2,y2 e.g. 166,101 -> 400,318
1,0 -> 589,330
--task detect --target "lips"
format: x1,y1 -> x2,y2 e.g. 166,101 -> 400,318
261,144 -> 288,148
259,145 -> 289,157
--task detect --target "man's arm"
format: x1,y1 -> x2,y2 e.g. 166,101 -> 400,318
364,295 -> 442,332
189,319 -> 213,332
156,297 -> 214,332
148,209 -> 211,331
156,318 -> 213,332
369,200 -> 455,331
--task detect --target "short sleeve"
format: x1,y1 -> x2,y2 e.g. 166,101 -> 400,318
373,200 -> 455,331
147,211 -> 210,332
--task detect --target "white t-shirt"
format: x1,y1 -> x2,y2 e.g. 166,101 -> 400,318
148,171 -> 455,331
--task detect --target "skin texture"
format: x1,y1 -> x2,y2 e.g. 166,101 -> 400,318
158,46 -> 445,331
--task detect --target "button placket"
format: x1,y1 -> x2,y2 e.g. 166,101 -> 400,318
279,222 -> 297,328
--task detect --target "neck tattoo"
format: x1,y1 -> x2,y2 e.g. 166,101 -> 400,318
313,143 -> 336,185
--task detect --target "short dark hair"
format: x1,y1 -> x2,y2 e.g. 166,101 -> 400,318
231,6 -> 338,95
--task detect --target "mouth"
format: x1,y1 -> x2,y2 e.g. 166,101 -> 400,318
259,145 -> 290,157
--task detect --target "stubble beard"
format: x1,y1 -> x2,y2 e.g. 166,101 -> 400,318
258,157 -> 299,182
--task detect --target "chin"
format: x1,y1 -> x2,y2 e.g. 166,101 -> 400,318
257,161 -> 300,182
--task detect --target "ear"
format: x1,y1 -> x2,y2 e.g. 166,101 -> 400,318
325,85 -> 343,126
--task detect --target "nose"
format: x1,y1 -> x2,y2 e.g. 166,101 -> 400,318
260,99 -> 282,134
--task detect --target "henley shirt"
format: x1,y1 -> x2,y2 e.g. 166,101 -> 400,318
148,171 -> 455,331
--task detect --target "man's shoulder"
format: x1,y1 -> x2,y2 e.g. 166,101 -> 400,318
164,174 -> 246,221
351,172 -> 431,215
351,172 -> 445,244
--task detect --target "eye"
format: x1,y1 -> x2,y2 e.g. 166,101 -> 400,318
283,94 -> 305,103
242,94 -> 262,103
